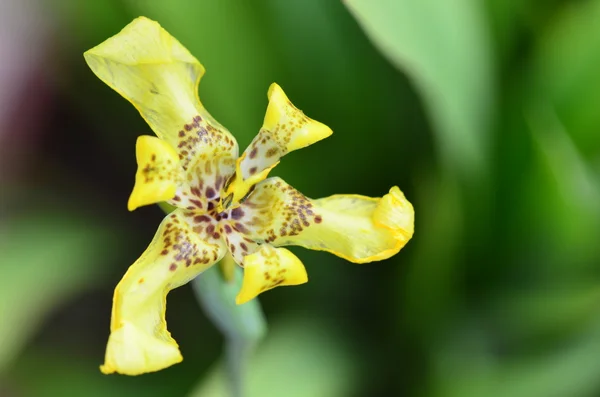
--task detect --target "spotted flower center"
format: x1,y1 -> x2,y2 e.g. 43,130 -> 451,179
163,115 -> 238,212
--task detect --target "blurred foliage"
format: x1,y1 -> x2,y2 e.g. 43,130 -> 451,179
1,0 -> 600,396
189,317 -> 359,397
346,0 -> 495,180
0,214 -> 114,372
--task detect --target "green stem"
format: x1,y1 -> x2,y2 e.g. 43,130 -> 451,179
192,266 -> 266,397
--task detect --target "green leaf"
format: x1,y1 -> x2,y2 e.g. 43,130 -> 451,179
344,0 -> 495,179
530,0 -> 600,156
525,104 -> 600,271
0,213 -> 113,372
523,1 -> 600,269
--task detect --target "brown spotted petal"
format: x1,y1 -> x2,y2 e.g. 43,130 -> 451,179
217,195 -> 309,304
84,17 -> 239,210
225,83 -> 331,205
240,84 -> 332,177
235,244 -> 308,304
100,209 -> 226,375
128,135 -> 182,211
219,218 -> 260,265
237,177 -> 414,265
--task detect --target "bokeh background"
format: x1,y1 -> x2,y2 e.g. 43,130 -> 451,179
2,0 -> 600,396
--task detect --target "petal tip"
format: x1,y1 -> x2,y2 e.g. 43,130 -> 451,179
263,83 -> 333,150
374,186 -> 415,241
236,246 -> 308,303
99,364 -> 115,375
101,322 -> 183,375
305,119 -> 333,144
267,82 -> 284,100
127,183 -> 177,212
235,294 -> 252,305
127,198 -> 139,212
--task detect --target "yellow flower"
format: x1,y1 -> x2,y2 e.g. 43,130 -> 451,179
85,17 -> 414,376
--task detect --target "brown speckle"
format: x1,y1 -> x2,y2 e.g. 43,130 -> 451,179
234,223 -> 249,234
190,199 -> 204,208
266,147 -> 278,158
231,207 -> 245,220
194,215 -> 211,223
249,147 -> 258,159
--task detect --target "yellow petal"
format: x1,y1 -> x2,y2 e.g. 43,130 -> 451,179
225,83 -> 331,204
311,187 -> 414,261
101,209 -> 225,375
262,83 -> 332,152
235,178 -> 414,263
236,244 -> 308,305
372,186 -> 415,240
84,17 -> 238,174
128,135 -> 181,211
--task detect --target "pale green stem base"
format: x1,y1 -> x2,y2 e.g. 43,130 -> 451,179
192,266 -> 267,397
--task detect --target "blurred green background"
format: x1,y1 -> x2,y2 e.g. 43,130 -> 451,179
2,0 -> 600,396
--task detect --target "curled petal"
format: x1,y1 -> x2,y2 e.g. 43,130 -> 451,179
225,83 -> 331,204
373,186 -> 415,242
84,17 -> 238,196
236,244 -> 308,304
101,210 -> 225,375
236,178 -> 414,263
128,135 -> 181,211
311,187 -> 414,261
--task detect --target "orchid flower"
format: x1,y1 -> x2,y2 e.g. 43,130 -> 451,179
84,17 -> 414,375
